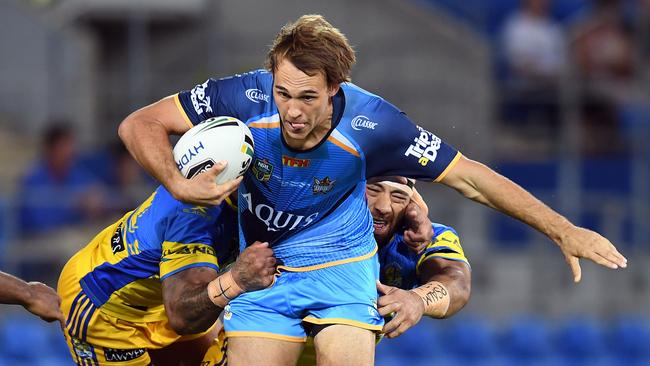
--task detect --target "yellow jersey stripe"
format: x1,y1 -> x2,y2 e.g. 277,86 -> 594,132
434,151 -> 462,182
173,94 -> 194,129
277,246 -> 377,272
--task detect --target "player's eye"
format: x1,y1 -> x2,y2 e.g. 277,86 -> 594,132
302,95 -> 315,102
391,194 -> 407,204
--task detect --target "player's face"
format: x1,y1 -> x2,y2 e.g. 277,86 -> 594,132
366,181 -> 411,245
273,58 -> 339,150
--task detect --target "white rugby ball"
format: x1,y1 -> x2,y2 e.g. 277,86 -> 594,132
173,116 -> 254,184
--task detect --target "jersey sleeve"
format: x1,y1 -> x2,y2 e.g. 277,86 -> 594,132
159,206 -> 221,280
361,100 -> 461,182
174,70 -> 271,125
416,226 -> 469,272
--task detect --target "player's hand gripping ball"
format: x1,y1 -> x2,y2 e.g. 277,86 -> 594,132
173,116 -> 255,184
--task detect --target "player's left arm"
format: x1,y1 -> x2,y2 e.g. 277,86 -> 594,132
439,155 -> 627,282
377,258 -> 470,339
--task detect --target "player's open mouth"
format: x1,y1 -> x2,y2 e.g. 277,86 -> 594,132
372,217 -> 388,231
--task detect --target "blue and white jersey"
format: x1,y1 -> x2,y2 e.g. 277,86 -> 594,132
176,70 -> 462,269
379,223 -> 469,290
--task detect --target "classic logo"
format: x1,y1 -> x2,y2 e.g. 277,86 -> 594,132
104,348 -> 146,362
111,223 -> 125,254
240,192 -> 319,232
190,81 -> 213,114
312,176 -> 335,194
176,141 -> 206,172
403,126 -> 441,167
282,155 -> 310,168
252,158 -> 273,182
351,115 -> 378,131
245,88 -> 270,104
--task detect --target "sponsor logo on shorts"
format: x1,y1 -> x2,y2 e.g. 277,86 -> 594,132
224,305 -> 233,320
351,115 -> 377,131
190,81 -> 213,115
104,347 -> 146,362
252,158 -> 273,182
282,155 -> 310,168
312,176 -> 335,195
110,223 -> 125,254
404,126 -> 441,167
245,88 -> 270,104
71,337 -> 94,360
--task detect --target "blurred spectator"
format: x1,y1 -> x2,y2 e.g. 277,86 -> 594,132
80,141 -> 154,215
570,0 -> 636,155
17,123 -> 106,236
500,0 -> 567,136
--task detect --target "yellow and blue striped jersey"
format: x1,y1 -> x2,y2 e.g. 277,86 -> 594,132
379,223 -> 469,289
69,186 -> 238,323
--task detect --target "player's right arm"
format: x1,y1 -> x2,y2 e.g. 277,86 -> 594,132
162,242 -> 276,335
118,96 -> 239,206
0,271 -> 65,323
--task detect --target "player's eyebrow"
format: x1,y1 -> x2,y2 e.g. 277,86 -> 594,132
275,85 -> 318,96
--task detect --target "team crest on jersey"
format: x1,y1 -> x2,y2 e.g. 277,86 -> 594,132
71,337 -> 94,360
312,176 -> 335,194
382,263 -> 403,287
252,158 -> 273,182
282,155 -> 310,168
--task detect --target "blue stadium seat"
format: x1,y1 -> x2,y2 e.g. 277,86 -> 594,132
0,315 -> 65,365
609,316 -> 650,365
376,317 -> 445,364
499,316 -> 552,364
554,317 -> 608,365
442,317 -> 502,365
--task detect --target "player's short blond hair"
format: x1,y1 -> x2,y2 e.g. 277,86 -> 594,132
265,14 -> 356,89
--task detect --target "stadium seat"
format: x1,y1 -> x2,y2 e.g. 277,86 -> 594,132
609,316 -> 650,364
554,317 -> 608,366
0,315 -> 64,365
442,317 -> 502,365
376,317 -> 445,364
499,315 -> 551,364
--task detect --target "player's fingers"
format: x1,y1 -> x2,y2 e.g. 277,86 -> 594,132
593,252 -> 620,269
220,176 -> 243,196
378,302 -> 400,317
376,281 -> 396,296
598,246 -> 628,268
206,161 -> 228,175
387,322 -> 412,339
566,256 -> 581,283
382,313 -> 402,335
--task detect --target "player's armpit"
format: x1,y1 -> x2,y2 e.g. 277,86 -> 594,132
416,257 -> 471,318
162,266 -> 220,335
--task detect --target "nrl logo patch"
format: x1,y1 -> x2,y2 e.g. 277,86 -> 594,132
312,176 -> 335,194
252,158 -> 273,182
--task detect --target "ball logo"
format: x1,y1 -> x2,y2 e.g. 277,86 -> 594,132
351,115 -> 377,131
187,159 -> 216,179
245,88 -> 270,104
176,141 -> 206,171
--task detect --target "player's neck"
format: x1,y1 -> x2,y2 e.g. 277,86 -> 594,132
283,107 -> 333,150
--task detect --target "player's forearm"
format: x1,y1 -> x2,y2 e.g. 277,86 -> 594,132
0,271 -> 31,305
168,282 -> 222,335
412,267 -> 471,318
444,157 -> 572,243
118,114 -> 185,196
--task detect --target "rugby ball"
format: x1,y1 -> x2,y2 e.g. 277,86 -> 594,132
173,116 -> 254,184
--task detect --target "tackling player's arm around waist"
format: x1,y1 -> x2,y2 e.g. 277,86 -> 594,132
163,241 -> 276,335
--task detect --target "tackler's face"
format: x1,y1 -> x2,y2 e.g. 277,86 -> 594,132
366,177 -> 413,245
273,57 -> 338,149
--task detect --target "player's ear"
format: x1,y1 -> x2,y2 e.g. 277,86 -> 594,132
328,84 -> 340,97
